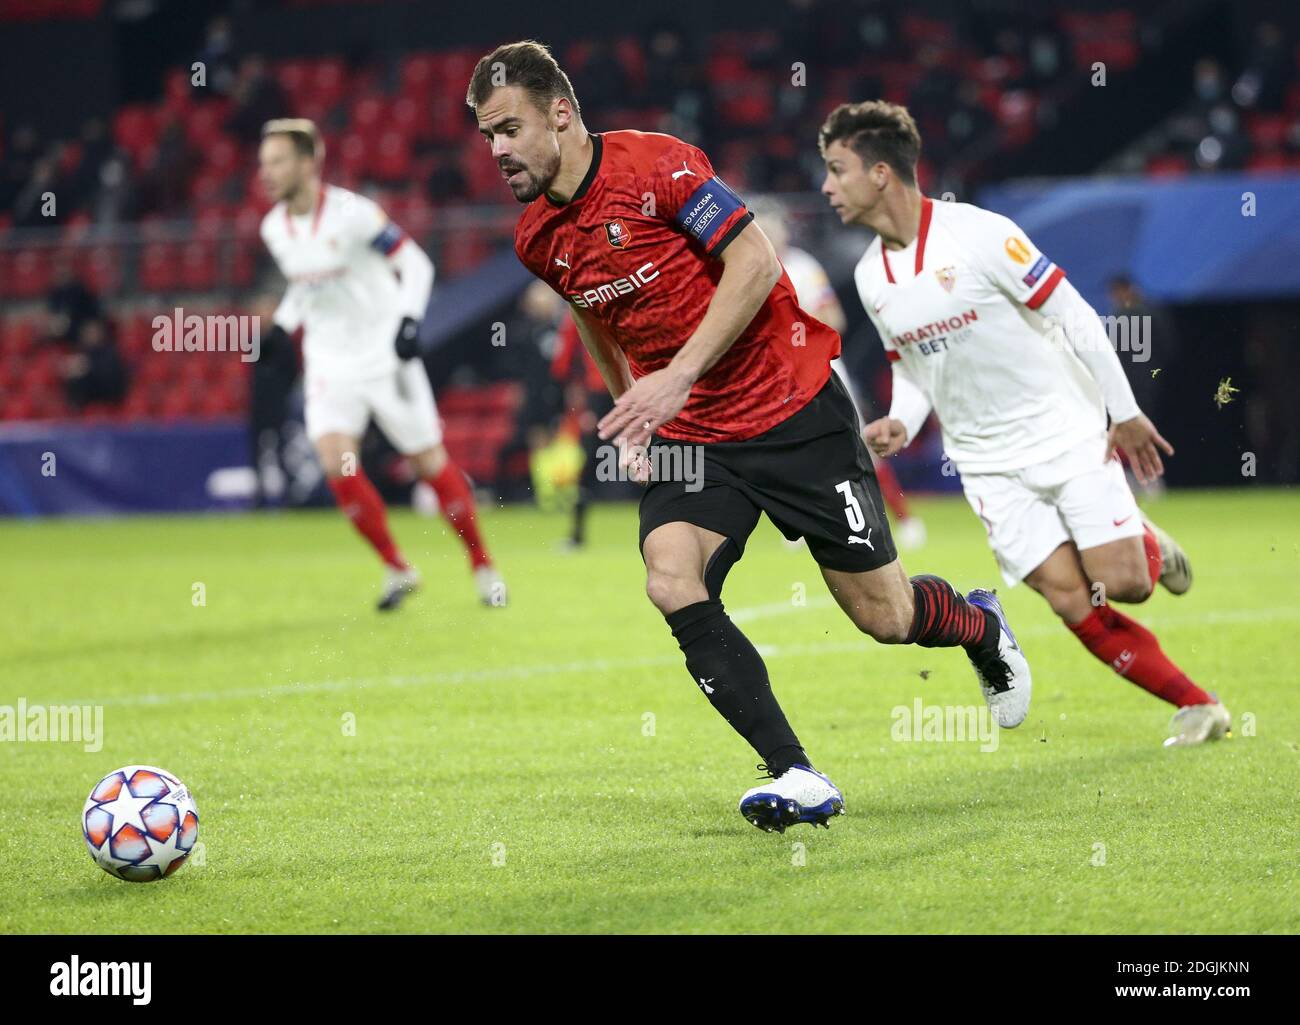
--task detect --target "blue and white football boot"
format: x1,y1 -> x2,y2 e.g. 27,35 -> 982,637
739,764 -> 845,833
964,589 -> 1032,728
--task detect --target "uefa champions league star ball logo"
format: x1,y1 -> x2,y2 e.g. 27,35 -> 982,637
82,765 -> 199,881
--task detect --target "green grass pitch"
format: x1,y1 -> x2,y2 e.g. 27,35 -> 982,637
1,488 -> 1297,934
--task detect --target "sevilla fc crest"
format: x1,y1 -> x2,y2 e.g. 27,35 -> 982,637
935,266 -> 956,293
605,219 -> 632,248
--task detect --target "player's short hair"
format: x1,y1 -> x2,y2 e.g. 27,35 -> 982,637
465,40 -> 581,117
261,118 -> 324,161
818,101 -> 921,185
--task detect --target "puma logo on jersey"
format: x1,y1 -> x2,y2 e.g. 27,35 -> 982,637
697,677 -> 715,694
671,162 -> 695,180
848,531 -> 874,548
554,254 -> 570,269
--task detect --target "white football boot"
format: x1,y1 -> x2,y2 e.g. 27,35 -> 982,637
474,564 -> 508,607
1141,515 -> 1192,595
894,516 -> 927,551
739,764 -> 845,833
1164,702 -> 1231,748
377,566 -> 422,612
964,589 -> 1032,728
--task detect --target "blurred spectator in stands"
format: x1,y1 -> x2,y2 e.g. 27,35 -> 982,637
1191,57 -> 1229,111
644,23 -> 709,138
144,119 -> 193,215
227,56 -> 288,145
1244,309 -> 1300,484
1,124 -> 42,214
1196,104 -> 1251,170
426,156 -> 468,206
93,151 -> 136,227
45,258 -> 103,345
910,46 -> 961,131
197,15 -> 238,96
1108,275 -> 1178,494
65,119 -> 115,216
12,152 -> 61,228
1232,22 -> 1289,113
61,317 -> 128,409
495,281 -> 565,479
572,40 -> 630,121
946,80 -> 997,155
248,294 -> 301,507
551,311 -> 611,549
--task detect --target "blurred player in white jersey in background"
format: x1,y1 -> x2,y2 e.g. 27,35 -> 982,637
821,101 -> 1226,746
750,196 -> 926,550
257,119 -> 505,610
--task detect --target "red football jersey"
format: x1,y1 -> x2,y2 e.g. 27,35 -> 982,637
514,131 -> 840,442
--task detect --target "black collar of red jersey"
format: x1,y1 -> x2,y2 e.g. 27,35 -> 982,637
546,133 -> 603,208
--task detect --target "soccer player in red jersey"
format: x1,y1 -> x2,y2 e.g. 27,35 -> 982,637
467,42 -> 1032,831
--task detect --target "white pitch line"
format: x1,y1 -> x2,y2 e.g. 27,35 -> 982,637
52,603 -> 1300,710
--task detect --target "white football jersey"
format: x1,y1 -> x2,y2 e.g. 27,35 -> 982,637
855,197 -> 1105,474
260,184 -> 408,380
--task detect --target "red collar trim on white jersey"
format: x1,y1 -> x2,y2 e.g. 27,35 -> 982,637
880,195 -> 933,284
285,186 -> 327,238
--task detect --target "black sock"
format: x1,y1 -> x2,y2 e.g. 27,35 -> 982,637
665,599 -> 810,774
906,575 -> 998,652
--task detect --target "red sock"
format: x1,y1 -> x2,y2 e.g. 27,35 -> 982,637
873,456 -> 911,521
1067,604 -> 1212,707
1142,526 -> 1162,588
428,462 -> 491,569
327,473 -> 407,570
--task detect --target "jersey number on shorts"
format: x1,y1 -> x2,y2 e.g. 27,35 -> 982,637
835,480 -> 866,532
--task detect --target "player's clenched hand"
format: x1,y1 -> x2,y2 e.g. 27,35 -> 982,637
394,316 -> 421,360
1108,414 -> 1173,484
597,366 -> 693,452
863,417 -> 907,458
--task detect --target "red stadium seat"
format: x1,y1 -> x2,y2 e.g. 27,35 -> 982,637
400,53 -> 440,97
179,241 -> 217,291
138,243 -> 181,292
371,131 -> 413,182
7,249 -> 52,298
83,245 -> 123,294
113,104 -> 158,156
350,95 -> 388,143
1146,154 -> 1189,177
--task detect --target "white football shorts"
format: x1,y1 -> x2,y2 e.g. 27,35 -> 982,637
960,434 -> 1144,585
304,360 -> 442,454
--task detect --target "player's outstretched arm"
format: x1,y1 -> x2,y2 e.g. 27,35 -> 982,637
598,220 -> 781,450
1040,278 -> 1173,481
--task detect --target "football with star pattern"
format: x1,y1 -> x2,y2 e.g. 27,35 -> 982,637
82,766 -> 199,882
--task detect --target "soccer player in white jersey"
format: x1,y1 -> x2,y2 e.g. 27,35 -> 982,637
819,101 -> 1228,747
751,196 -> 926,550
257,119 -> 505,610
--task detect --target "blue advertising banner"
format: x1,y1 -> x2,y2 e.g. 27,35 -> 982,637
979,172 -> 1300,309
0,420 -> 251,518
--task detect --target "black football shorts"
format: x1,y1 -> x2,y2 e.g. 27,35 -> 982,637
638,373 -> 898,573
